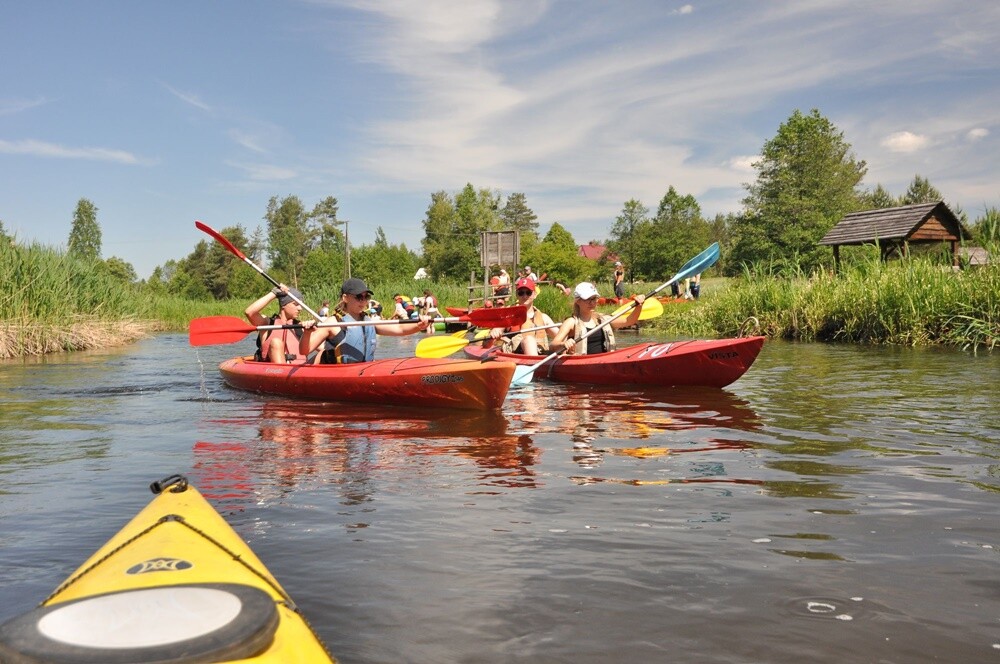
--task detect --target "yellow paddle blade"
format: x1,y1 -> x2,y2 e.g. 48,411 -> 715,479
473,328 -> 491,341
415,335 -> 472,358
612,297 -> 663,321
450,329 -> 469,338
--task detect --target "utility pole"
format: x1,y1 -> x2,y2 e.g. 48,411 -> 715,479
343,219 -> 351,280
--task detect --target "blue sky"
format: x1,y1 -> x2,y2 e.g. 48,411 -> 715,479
2,1 -> 998,278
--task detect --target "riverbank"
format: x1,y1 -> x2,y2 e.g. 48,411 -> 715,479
647,254 -> 999,351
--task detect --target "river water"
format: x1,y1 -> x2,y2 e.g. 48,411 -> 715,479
0,332 -> 998,662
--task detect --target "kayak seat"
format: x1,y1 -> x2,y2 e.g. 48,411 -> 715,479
0,582 -> 279,664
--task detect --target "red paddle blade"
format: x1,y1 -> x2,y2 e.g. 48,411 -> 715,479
196,221 -> 247,260
188,315 -> 256,346
465,305 -> 526,328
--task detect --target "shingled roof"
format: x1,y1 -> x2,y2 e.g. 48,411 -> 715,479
820,201 -> 970,246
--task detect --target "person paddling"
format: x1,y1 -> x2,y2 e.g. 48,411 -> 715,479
245,284 -> 305,364
488,277 -> 557,355
550,282 -> 644,355
300,278 -> 430,364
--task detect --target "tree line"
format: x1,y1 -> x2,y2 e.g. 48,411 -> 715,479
13,107 -> 998,300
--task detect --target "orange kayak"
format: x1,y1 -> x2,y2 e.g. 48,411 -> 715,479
219,356 -> 514,411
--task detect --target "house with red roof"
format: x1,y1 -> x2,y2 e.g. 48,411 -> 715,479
578,241 -> 617,262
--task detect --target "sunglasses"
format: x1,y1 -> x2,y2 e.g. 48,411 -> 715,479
350,293 -> 372,301
516,289 -> 533,296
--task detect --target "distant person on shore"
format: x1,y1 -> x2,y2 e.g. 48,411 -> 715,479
245,284 -> 305,364
318,299 -> 330,317
613,261 -> 625,303
494,268 -> 510,306
420,288 -> 439,334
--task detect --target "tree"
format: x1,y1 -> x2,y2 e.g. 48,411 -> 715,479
859,184 -> 899,209
633,186 -> 713,281
500,192 -> 539,251
731,109 -> 868,273
265,195 -> 309,284
421,184 -> 501,279
900,175 -> 943,205
68,198 -> 102,262
104,257 -> 137,284
607,199 -> 649,282
350,227 -> 420,285
522,222 -> 592,285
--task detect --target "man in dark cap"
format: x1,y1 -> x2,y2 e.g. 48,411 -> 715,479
244,283 -> 306,363
300,278 -> 430,364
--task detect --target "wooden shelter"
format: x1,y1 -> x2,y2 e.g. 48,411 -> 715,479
820,201 -> 972,269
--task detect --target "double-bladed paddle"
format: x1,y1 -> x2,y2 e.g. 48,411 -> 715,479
196,220 -> 324,320
415,323 -> 561,359
189,306 -> 528,347
511,243 -> 720,385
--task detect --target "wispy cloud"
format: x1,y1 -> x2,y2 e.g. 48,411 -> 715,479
0,138 -> 141,164
162,83 -> 212,112
228,129 -> 269,153
673,4 -> 693,15
966,127 -> 989,142
225,160 -> 297,181
0,96 -> 48,116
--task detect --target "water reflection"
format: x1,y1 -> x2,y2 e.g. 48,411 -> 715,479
191,399 -> 532,508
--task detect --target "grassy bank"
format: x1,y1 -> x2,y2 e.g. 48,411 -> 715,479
5,239 -> 997,358
0,241 -> 224,358
645,252 -> 1000,351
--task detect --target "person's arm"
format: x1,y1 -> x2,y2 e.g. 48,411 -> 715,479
299,321 -> 336,356
378,316 -> 431,337
550,318 -> 577,354
488,325 -> 506,340
245,286 -> 286,326
612,294 -> 646,329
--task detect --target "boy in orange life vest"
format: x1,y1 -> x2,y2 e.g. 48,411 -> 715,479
245,284 -> 305,364
487,277 -> 557,355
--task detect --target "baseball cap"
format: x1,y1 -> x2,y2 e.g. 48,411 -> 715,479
573,282 -> 599,300
515,277 -> 534,292
614,261 -> 622,266
341,278 -> 373,296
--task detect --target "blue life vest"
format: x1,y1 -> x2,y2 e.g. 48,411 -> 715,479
318,314 -> 376,364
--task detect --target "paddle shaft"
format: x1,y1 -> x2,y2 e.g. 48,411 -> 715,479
196,220 -> 324,320
514,243 -> 720,383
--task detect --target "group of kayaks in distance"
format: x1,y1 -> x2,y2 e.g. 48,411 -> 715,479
183,222 -> 765,411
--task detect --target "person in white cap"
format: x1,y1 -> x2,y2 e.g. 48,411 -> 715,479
523,265 -> 538,283
613,261 -> 625,303
551,282 -> 645,355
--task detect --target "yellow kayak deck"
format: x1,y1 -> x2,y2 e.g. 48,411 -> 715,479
0,475 -> 335,663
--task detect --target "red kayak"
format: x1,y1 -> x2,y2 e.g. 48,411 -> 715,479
463,337 -> 765,388
219,356 -> 514,411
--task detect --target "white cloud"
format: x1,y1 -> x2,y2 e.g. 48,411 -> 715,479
966,127 -> 989,142
162,83 -> 212,112
226,160 -> 297,181
228,129 -> 268,153
0,138 -> 141,164
880,131 -> 929,153
674,4 -> 694,15
728,156 -> 757,173
0,97 -> 48,116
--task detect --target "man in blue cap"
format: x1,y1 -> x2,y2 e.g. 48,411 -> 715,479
299,278 -> 430,364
